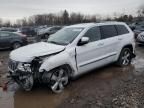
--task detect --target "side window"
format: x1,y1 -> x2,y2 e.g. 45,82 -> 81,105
116,25 -> 129,35
0,32 -> 10,37
84,27 -> 101,42
100,25 -> 117,39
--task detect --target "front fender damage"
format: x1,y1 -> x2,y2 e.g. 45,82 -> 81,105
39,51 -> 77,77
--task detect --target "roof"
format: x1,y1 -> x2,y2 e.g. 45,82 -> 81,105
67,22 -> 126,28
68,23 -> 96,28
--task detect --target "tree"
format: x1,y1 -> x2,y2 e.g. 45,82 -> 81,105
4,20 -> 11,27
21,17 -> 28,26
137,5 -> 144,21
128,15 -> 133,22
62,10 -> 69,25
0,18 -> 3,27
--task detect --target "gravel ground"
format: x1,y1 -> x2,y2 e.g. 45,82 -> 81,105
0,45 -> 144,108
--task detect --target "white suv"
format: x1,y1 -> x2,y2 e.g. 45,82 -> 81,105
8,22 -> 136,93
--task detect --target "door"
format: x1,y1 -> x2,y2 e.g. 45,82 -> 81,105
99,25 -> 120,62
0,32 -> 12,48
76,26 -> 103,73
115,24 -> 131,48
76,25 -> 119,74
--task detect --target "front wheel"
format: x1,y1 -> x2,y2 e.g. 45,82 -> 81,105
116,48 -> 132,67
49,67 -> 69,93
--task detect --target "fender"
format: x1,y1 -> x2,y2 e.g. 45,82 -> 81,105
39,48 -> 78,76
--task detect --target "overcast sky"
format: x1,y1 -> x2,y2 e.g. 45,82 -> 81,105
0,0 -> 143,21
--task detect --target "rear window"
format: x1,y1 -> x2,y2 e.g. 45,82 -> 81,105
116,25 -> 129,35
100,25 -> 117,39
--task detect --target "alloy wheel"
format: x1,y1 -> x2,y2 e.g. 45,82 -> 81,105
50,68 -> 69,93
121,49 -> 131,66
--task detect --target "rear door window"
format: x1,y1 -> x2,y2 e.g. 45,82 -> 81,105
116,25 -> 129,35
100,25 -> 117,39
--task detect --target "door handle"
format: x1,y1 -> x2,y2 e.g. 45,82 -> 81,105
118,38 -> 122,40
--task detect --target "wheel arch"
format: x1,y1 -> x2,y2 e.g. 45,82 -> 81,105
53,64 -> 74,77
122,44 -> 134,53
116,44 -> 134,61
11,41 -> 22,48
42,64 -> 74,77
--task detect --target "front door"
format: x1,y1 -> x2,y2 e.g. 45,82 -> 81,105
76,26 -> 104,73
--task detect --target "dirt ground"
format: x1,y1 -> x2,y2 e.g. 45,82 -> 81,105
0,45 -> 144,108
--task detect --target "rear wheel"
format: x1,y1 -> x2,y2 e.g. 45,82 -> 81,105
50,67 -> 69,93
116,48 -> 132,67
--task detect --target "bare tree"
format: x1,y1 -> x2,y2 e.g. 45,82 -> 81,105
0,18 -> 3,27
3,20 -> 11,27
137,5 -> 144,21
62,10 -> 69,25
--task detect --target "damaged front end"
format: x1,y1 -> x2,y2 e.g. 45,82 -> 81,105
8,57 -> 43,91
8,59 -> 34,91
8,51 -> 63,91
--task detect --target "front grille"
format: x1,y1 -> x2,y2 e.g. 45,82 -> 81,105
141,35 -> 144,40
8,59 -> 19,71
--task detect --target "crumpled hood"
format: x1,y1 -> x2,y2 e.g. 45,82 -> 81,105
10,42 -> 65,62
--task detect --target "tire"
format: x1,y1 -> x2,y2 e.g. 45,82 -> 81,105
49,66 -> 69,93
12,42 -> 21,49
116,48 -> 132,67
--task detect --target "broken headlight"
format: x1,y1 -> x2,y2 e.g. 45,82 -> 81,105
17,63 -> 31,72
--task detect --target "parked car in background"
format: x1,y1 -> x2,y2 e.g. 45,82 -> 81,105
17,27 -> 37,43
136,32 -> 144,45
18,27 -> 37,37
0,31 -> 28,49
133,25 -> 144,38
37,26 -> 63,39
131,21 -> 144,38
0,27 -> 18,32
8,22 -> 135,93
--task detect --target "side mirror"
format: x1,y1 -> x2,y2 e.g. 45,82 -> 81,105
78,37 -> 89,46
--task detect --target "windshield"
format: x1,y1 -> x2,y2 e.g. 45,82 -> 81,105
47,27 -> 84,45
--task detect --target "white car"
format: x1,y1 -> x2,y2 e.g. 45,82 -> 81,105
8,22 -> 136,93
137,32 -> 144,45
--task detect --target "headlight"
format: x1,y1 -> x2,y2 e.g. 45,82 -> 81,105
17,63 -> 24,71
17,63 -> 31,72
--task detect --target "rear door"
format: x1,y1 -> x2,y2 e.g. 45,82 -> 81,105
0,32 -> 12,48
99,25 -> 119,62
115,24 -> 130,42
